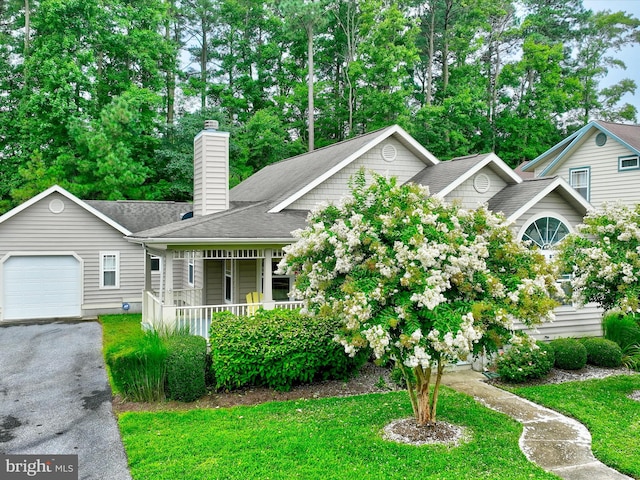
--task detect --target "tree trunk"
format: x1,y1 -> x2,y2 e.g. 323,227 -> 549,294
307,23 -> 314,152
24,0 -> 30,56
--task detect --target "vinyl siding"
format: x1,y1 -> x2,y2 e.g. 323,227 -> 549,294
193,131 -> 229,216
444,168 -> 507,208
511,191 -> 585,234
236,260 -> 258,302
0,192 -> 144,316
541,130 -> 640,208
289,138 -> 429,209
205,260 -> 224,305
518,305 -> 604,341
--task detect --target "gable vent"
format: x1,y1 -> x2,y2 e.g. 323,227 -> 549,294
381,143 -> 397,162
473,173 -> 491,193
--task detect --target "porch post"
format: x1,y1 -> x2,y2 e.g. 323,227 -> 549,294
263,248 -> 275,309
164,251 -> 174,307
144,250 -> 152,293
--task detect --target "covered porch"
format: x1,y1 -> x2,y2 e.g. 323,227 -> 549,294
141,246 -> 302,338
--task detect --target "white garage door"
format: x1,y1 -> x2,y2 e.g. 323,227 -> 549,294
2,255 -> 82,320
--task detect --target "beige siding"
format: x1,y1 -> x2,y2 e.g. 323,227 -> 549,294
445,168 -> 507,208
0,192 -> 144,316
519,305 -> 604,341
205,260 -> 223,305
236,260 -> 258,302
289,138 -> 429,209
544,130 -> 640,209
511,191 -> 585,234
193,131 -> 229,216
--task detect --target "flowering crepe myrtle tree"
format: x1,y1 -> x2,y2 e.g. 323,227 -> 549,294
556,202 -> 640,314
277,172 -> 560,425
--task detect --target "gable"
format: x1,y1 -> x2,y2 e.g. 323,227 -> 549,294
511,190 -> 586,236
287,136 -> 431,210
444,166 -> 508,209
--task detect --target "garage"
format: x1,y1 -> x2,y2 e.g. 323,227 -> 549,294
2,255 -> 82,320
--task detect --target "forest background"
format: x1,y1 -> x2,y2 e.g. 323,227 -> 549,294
0,0 -> 638,213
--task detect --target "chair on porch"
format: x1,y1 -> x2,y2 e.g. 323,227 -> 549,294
246,291 -> 263,315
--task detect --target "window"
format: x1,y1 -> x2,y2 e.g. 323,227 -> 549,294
188,255 -> 195,286
224,259 -> 232,302
150,256 -> 161,273
619,155 -> 640,171
522,216 -> 570,260
521,216 -> 573,306
569,167 -> 590,201
271,260 -> 292,301
100,252 -> 119,288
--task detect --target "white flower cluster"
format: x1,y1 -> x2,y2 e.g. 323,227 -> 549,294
426,313 -> 482,362
362,324 -> 392,359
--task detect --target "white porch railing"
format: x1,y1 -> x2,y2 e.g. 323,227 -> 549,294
142,291 -> 303,339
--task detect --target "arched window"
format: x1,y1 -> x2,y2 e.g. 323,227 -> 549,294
521,216 -> 570,260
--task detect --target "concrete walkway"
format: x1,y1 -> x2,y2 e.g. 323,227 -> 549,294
442,370 -> 631,480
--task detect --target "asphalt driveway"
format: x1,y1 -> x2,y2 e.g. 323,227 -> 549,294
0,321 -> 132,479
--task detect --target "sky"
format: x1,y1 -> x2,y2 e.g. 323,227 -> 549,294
582,0 -> 640,116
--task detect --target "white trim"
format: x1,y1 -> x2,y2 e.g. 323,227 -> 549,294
100,251 -> 120,289
268,125 -> 440,213
436,153 -> 522,198
0,185 -> 132,235
504,177 -> 592,224
187,254 -> 195,287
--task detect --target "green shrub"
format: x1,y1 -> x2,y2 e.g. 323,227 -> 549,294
166,335 -> 208,402
209,309 -> 369,391
622,344 -> 640,371
495,341 -> 554,383
550,338 -> 587,370
580,337 -> 622,367
105,331 -> 167,401
603,312 -> 640,350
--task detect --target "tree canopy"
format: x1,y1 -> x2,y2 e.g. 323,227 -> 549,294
0,0 -> 638,212
278,172 -> 560,424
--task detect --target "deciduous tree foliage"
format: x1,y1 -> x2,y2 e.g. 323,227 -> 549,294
557,203 -> 640,313
0,0 -> 638,212
278,172 -> 560,424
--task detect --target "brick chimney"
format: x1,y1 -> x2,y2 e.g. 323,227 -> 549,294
193,120 -> 230,216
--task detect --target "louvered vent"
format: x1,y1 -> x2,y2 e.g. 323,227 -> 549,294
473,173 -> 491,193
381,143 -> 397,162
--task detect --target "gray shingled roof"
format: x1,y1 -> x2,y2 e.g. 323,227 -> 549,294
129,201 -> 308,241
230,126 -> 397,205
487,177 -> 559,218
598,120 -> 640,151
408,153 -> 493,194
86,200 -> 192,233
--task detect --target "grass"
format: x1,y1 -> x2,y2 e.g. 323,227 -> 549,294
101,313 -> 145,350
118,388 -> 558,480
510,374 -> 640,478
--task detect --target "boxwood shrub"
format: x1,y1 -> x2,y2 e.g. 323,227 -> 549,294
495,341 -> 554,383
550,338 -> 587,370
105,331 -> 168,402
209,309 -> 369,391
165,335 -> 208,402
581,337 -> 623,368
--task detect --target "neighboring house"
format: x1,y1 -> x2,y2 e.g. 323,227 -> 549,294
521,120 -> 640,208
128,123 -> 594,341
0,186 -> 190,321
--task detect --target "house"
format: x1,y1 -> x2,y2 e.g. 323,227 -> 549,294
0,186 -> 190,321
128,122 -> 595,341
521,120 -> 640,208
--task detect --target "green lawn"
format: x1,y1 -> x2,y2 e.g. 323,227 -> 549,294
118,388 -> 558,480
100,313 -> 145,350
511,374 -> 640,479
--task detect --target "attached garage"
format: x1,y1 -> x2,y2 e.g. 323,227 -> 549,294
2,255 -> 82,321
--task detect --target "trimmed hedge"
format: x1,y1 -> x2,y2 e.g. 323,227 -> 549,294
495,341 -> 554,383
581,337 -> 623,368
550,338 -> 587,370
105,332 -> 168,402
166,335 -> 208,402
209,309 -> 369,391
